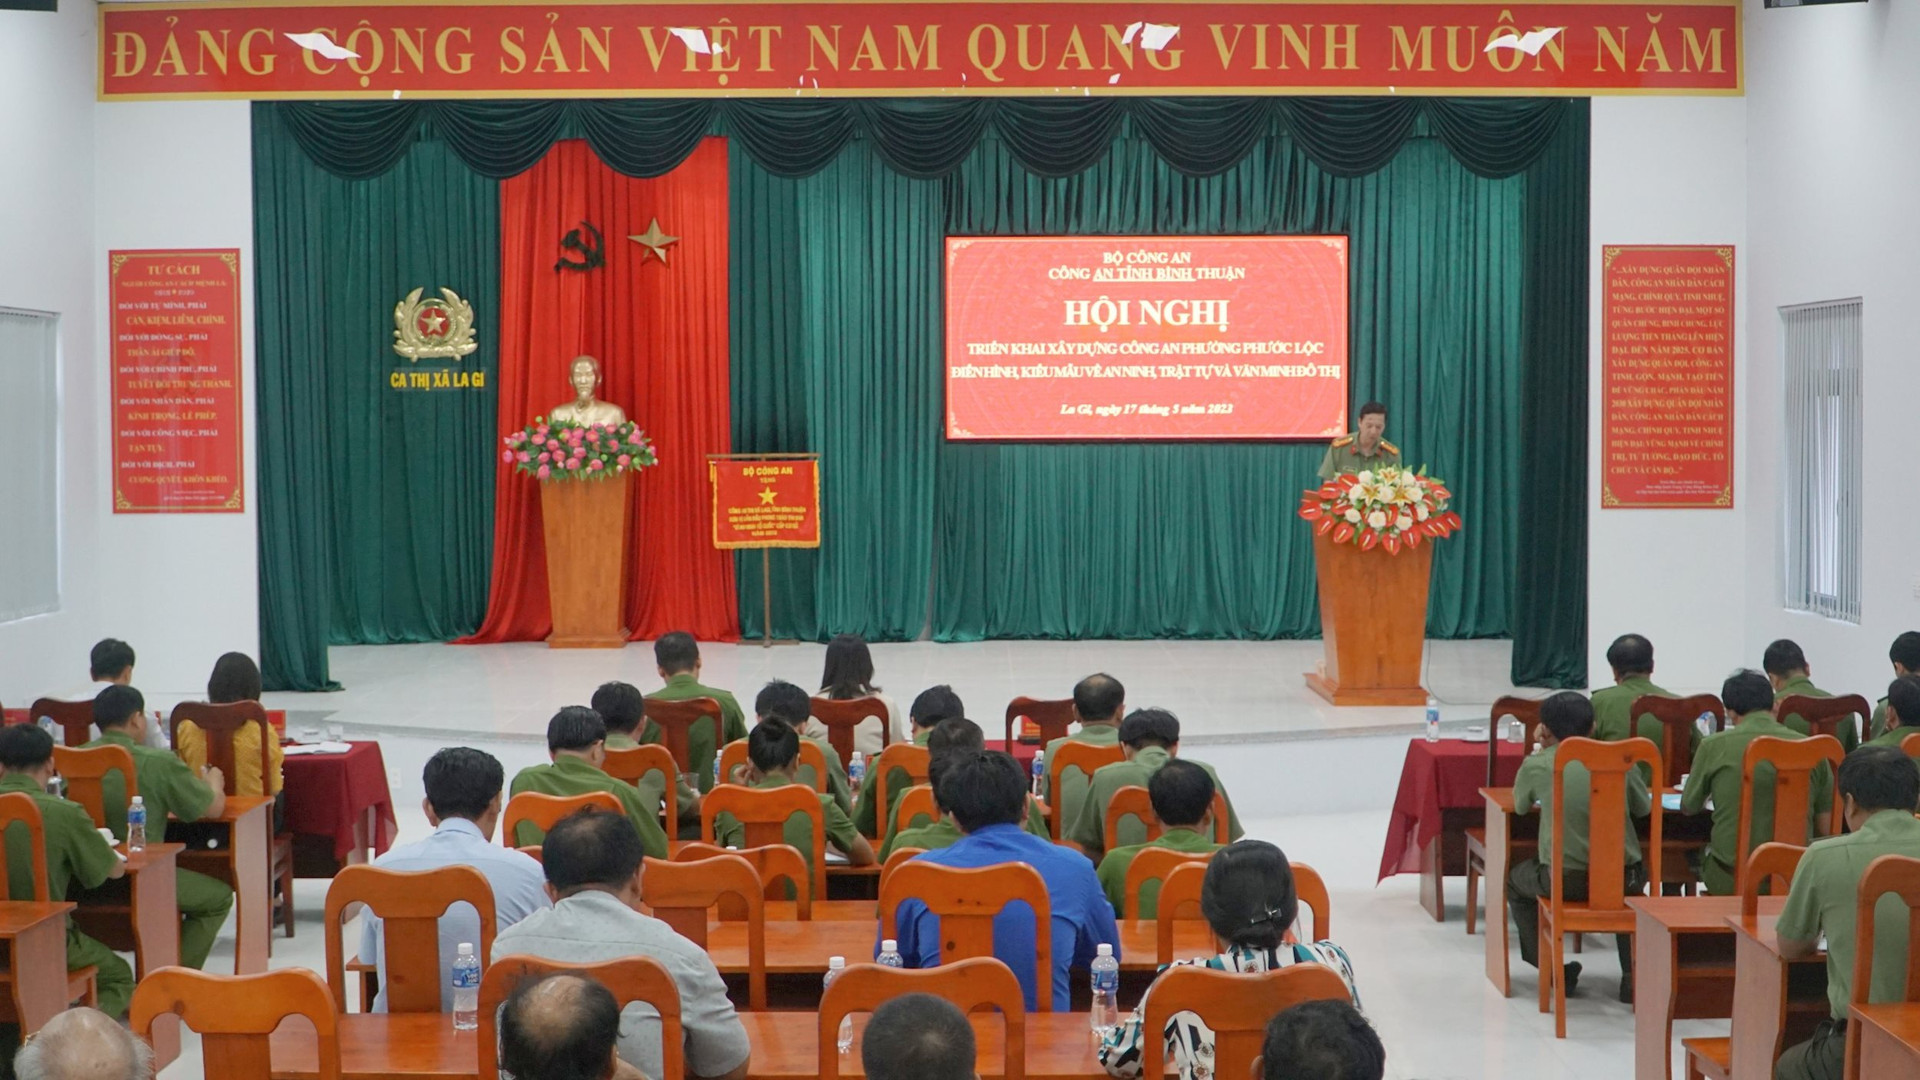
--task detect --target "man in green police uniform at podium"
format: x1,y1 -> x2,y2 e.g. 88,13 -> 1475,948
1317,401 -> 1401,480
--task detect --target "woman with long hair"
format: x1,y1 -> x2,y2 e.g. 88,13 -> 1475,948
810,633 -> 898,757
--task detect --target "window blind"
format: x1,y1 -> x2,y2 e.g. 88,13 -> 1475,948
1781,298 -> 1862,623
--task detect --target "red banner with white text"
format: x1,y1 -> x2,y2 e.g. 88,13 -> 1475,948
99,1 -> 1740,100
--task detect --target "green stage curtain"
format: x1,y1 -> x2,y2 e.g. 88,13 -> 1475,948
253,105 -> 500,690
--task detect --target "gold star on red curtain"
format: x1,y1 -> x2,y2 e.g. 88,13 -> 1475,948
629,219 -> 680,264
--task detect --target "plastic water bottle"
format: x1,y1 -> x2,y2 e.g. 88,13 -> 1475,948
451,943 -> 480,1029
1031,752 -> 1046,797
825,957 -> 853,1053
878,939 -> 903,968
712,755 -> 721,788
1696,711 -> 1716,738
126,796 -> 147,852
847,753 -> 866,787
37,716 -> 59,746
1090,943 -> 1120,1046
1425,698 -> 1441,743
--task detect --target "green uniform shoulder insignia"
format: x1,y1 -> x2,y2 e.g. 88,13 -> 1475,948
1379,439 -> 1400,455
1331,434 -> 1355,448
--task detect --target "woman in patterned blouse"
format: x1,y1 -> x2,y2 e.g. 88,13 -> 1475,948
1098,840 -> 1360,1080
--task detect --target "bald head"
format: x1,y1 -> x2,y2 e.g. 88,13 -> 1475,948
15,1007 -> 153,1080
499,974 -> 623,1080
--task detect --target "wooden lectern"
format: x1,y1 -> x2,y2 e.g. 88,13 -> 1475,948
1304,530 -> 1432,706
540,474 -> 630,648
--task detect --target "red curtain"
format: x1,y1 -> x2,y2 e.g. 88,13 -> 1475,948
461,138 -> 737,643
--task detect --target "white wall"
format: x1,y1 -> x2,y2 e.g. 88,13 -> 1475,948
1740,0 -> 1920,699
1585,96 -> 1751,694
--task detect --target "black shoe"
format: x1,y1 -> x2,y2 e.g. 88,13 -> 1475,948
1618,975 -> 1633,1004
1562,961 -> 1582,997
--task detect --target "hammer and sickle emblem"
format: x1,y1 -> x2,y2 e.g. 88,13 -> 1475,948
555,221 -> 606,273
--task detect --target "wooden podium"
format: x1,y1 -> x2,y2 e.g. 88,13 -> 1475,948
540,473 -> 630,648
1304,529 -> 1432,706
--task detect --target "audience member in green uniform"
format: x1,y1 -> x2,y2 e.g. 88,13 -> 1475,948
1775,746 -> 1920,1080
1679,670 -> 1831,897
752,681 -> 854,817
594,679 -> 699,836
852,685 -> 959,839
1065,709 -> 1244,863
1506,691 -> 1651,1004
86,685 -> 236,970
1867,632 -> 1920,741
1592,633 -> 1682,747
713,719 -> 873,882
643,632 -> 749,794
508,707 -> 668,858
1862,676 -> 1920,761
1096,759 -> 1223,918
882,718 -> 1049,858
0,725 -> 132,1017
1767,639 -> 1858,752
1042,674 -> 1125,811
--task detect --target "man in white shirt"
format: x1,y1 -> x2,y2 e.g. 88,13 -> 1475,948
493,810 -> 750,1080
50,638 -> 170,749
358,747 -> 549,1011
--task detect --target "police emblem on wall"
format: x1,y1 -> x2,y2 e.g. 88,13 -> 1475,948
392,287 -> 479,361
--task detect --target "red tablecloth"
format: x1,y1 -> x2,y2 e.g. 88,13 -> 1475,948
984,739 -> 1039,772
282,741 -> 399,861
1378,738 -> 1525,882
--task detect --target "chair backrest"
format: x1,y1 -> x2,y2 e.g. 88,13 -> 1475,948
871,743 -> 931,832
0,792 -> 51,902
1005,696 -> 1076,747
642,853 -> 767,1009
1103,786 -> 1231,853
673,841 -> 811,918
602,744 -> 679,829
1903,731 -> 1920,761
1156,861 -> 1209,965
1123,846 -> 1215,919
28,698 -> 94,748
479,955 -> 683,1080
52,744 -> 138,830
1140,965 -> 1354,1080
808,695 -> 891,767
1048,741 -> 1125,840
501,790 -> 623,846
1488,696 -> 1545,784
1847,854 -> 1920,1078
1735,735 -> 1843,893
1740,842 -> 1806,918
1778,693 -> 1873,746
1290,862 -> 1333,942
322,864 -> 498,1013
641,696 -> 724,776
893,784 -> 939,837
131,967 -> 340,1080
169,701 -> 272,796
879,861 -> 1053,1010
699,783 -> 827,900
878,846 -> 926,896
817,957 -> 1027,1080
1549,736 -> 1663,912
1629,694 -> 1724,787
716,738 -> 829,793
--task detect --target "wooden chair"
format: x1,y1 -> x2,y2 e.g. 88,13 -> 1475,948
1733,736 -> 1842,895
169,701 -> 297,940
699,784 -> 827,901
51,744 -> 138,830
1047,740 -> 1125,840
1156,861 -> 1208,965
1777,693 -> 1872,747
892,785 -> 939,837
480,955 -> 683,1080
879,861 -> 1053,1010
716,738 -> 829,793
818,957 -> 1026,1080
878,846 -> 926,896
322,864 -> 497,1013
1101,785 -> 1231,853
131,966 -> 339,1080
641,697 -> 724,777
808,695 -> 892,767
1005,696 -> 1076,746
502,790 -> 623,847
0,792 -> 98,1010
1903,731 -> 1920,761
1844,854 -> 1920,1079
869,743 -> 931,837
642,853 -> 767,1009
1685,843 -> 1812,1080
673,841 -> 810,918
603,744 -> 680,829
28,698 -> 94,747
1290,862 -> 1333,942
1537,736 -> 1663,1038
1463,699 -> 1545,936
1122,847 -> 1215,920
1141,965 -> 1354,1080
1629,693 -> 1725,788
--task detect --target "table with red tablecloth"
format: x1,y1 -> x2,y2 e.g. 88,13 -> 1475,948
281,741 -> 399,875
1379,737 -> 1525,921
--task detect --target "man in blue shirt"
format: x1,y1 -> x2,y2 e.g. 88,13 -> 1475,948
885,749 -> 1118,1011
359,747 -> 550,1011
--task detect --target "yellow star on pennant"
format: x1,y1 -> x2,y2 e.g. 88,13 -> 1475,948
628,218 -> 680,264
757,486 -> 778,505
